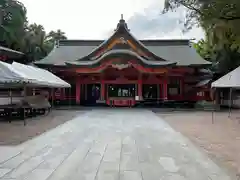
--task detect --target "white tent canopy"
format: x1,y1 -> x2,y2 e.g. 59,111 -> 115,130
11,62 -> 70,88
0,61 -> 31,84
212,66 -> 240,88
0,61 -> 70,88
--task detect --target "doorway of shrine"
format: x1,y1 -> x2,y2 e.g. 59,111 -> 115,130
81,84 -> 101,105
142,84 -> 160,105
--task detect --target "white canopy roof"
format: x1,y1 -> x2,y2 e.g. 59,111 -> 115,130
212,66 -> 240,88
0,61 -> 70,88
0,61 -> 30,84
11,62 -> 71,88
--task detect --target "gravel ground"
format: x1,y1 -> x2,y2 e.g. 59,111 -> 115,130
158,111 -> 240,180
0,110 -> 82,146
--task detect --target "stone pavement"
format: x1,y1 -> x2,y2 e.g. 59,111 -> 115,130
0,109 -> 232,180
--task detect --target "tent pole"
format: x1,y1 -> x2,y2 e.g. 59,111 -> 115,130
212,88 -> 215,124
9,88 -> 13,123
10,89 -> 12,104
228,88 -> 233,118
23,85 -> 27,126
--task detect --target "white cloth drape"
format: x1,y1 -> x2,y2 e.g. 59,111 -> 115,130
0,61 -> 70,88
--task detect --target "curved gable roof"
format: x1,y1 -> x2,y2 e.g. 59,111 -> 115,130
66,49 -> 176,66
35,18 -> 210,67
75,18 -> 173,62
35,41 -> 210,66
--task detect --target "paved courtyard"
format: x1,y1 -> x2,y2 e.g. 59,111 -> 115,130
0,109 -> 232,180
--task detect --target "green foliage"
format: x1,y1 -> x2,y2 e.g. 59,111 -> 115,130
193,39 -> 214,60
193,38 -> 240,74
0,0 -> 67,62
163,0 -> 240,74
0,0 -> 27,50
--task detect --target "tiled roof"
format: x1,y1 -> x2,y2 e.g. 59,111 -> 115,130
35,40 -> 210,66
35,18 -> 210,67
66,49 -> 176,66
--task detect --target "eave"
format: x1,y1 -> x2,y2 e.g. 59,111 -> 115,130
0,46 -> 24,59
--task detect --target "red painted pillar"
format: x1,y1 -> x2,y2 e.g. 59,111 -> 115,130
158,84 -> 161,99
138,79 -> 142,100
76,77 -> 80,104
101,80 -> 105,100
163,79 -> 168,100
181,78 -> 184,95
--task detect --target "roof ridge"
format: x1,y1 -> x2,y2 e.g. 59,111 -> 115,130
58,39 -> 190,47
58,39 -> 190,43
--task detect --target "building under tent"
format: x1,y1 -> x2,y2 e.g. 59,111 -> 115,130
0,61 -> 70,88
0,61 -> 71,125
11,62 -> 71,88
212,66 -> 240,110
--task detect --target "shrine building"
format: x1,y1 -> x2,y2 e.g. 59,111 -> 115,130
35,17 -> 211,107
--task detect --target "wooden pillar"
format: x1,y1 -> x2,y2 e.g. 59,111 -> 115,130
76,77 -> 80,104
85,84 -> 87,101
181,78 -> 184,95
163,78 -> 168,100
138,75 -> 143,100
101,80 -> 105,100
159,84 -> 163,99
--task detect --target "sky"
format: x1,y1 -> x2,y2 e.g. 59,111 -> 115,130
19,0 -> 204,40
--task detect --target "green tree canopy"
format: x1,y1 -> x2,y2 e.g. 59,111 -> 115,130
0,0 -> 27,50
46,29 -> 67,43
0,0 -> 68,63
163,0 -> 240,74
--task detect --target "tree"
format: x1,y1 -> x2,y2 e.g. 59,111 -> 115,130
0,0 -> 27,50
23,26 -> 68,61
163,0 -> 240,40
46,29 -> 67,43
193,39 -> 240,74
163,0 -> 240,22
24,23 -> 48,60
0,0 -> 68,63
163,0 -> 240,74
193,39 -> 214,61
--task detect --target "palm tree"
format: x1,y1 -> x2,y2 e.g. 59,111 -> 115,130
24,23 -> 48,60
46,29 -> 67,43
